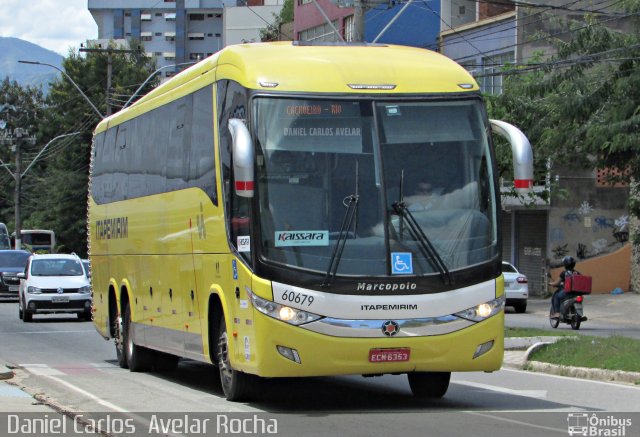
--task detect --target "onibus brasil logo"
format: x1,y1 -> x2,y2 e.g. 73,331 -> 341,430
567,413 -> 632,436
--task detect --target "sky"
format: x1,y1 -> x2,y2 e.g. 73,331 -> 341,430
0,0 -> 98,56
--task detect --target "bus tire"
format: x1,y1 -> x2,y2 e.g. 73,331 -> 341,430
123,304 -> 153,372
407,372 -> 450,399
216,316 -> 254,402
114,312 -> 128,369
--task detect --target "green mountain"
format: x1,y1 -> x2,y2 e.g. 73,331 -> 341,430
0,37 -> 63,90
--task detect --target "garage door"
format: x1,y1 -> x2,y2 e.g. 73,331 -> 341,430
516,211 -> 548,296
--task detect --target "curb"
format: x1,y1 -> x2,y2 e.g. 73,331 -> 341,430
0,365 -> 13,381
520,341 -> 640,385
525,359 -> 640,385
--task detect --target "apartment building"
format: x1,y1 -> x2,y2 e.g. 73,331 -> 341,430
88,0 -> 284,78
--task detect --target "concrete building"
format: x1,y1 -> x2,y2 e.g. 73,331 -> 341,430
88,0 -> 284,78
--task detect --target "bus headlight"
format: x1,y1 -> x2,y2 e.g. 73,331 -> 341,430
455,296 -> 505,322
248,291 -> 322,326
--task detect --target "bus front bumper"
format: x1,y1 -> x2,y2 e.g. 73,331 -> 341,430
236,311 -> 504,378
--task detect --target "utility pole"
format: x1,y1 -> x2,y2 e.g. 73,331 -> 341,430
79,47 -> 136,117
354,0 -> 365,42
14,130 -> 22,250
0,107 -> 36,250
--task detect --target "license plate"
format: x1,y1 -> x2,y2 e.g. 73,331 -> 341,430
369,348 -> 410,363
51,296 -> 70,303
8,286 -> 18,292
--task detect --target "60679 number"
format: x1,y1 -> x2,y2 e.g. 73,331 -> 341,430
280,290 -> 314,307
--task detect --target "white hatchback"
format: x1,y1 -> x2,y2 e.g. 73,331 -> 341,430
502,261 -> 528,313
18,254 -> 92,322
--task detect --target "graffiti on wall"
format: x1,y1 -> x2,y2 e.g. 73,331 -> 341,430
578,201 -> 594,216
552,244 -> 569,259
554,204 -> 628,260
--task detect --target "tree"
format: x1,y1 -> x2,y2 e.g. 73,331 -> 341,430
488,1 -> 640,205
25,46 -> 158,256
260,0 -> 294,42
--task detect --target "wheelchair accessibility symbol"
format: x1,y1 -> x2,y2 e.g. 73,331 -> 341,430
391,252 -> 413,275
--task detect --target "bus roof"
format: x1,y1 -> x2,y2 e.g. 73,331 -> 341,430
95,42 -> 479,134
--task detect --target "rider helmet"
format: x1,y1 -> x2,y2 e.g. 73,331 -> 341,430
562,256 -> 576,270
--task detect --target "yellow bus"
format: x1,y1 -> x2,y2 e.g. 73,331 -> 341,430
90,42 -> 533,401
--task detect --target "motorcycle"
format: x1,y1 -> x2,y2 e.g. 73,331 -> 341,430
549,292 -> 588,330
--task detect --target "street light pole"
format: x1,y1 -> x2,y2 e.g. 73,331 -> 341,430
18,60 -> 105,119
14,132 -> 22,250
123,61 -> 196,109
21,132 -> 81,177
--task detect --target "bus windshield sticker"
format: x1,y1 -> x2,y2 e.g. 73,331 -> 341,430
391,252 -> 413,275
275,231 -> 329,247
237,236 -> 250,252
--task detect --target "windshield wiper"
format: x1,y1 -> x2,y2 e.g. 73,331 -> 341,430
392,170 -> 451,285
322,194 -> 359,288
322,160 -> 362,288
393,201 -> 451,284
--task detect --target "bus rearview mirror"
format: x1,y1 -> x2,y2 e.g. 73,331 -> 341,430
228,118 -> 254,198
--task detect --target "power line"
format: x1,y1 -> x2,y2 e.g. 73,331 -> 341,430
450,8 -> 639,64
438,0 -> 621,52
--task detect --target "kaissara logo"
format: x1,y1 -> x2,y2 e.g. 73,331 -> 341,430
274,231 -> 328,247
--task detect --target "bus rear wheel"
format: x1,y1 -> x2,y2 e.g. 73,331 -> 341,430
123,304 -> 153,372
114,313 -> 128,369
216,316 -> 255,402
407,372 -> 451,399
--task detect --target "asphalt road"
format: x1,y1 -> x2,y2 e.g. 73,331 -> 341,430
1,298 -> 639,437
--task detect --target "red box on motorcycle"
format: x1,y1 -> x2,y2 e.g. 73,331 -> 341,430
564,274 -> 592,294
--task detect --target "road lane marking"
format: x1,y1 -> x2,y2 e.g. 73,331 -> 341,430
46,374 -> 129,412
455,380 -> 548,398
20,364 -> 65,376
2,330 -> 94,334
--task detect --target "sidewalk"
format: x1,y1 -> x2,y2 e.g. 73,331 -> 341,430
0,365 -> 64,413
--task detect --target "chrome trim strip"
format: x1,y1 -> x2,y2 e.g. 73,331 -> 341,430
301,315 -> 474,338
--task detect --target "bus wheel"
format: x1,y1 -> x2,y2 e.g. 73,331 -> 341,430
407,372 -> 451,399
114,313 -> 128,369
123,304 -> 153,372
216,316 -> 254,401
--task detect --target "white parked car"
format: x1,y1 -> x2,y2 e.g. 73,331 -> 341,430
502,261 -> 528,313
18,253 -> 92,322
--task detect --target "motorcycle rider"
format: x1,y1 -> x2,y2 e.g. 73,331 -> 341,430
548,256 -> 578,319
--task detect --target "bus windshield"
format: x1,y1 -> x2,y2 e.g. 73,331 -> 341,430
254,97 -> 497,277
